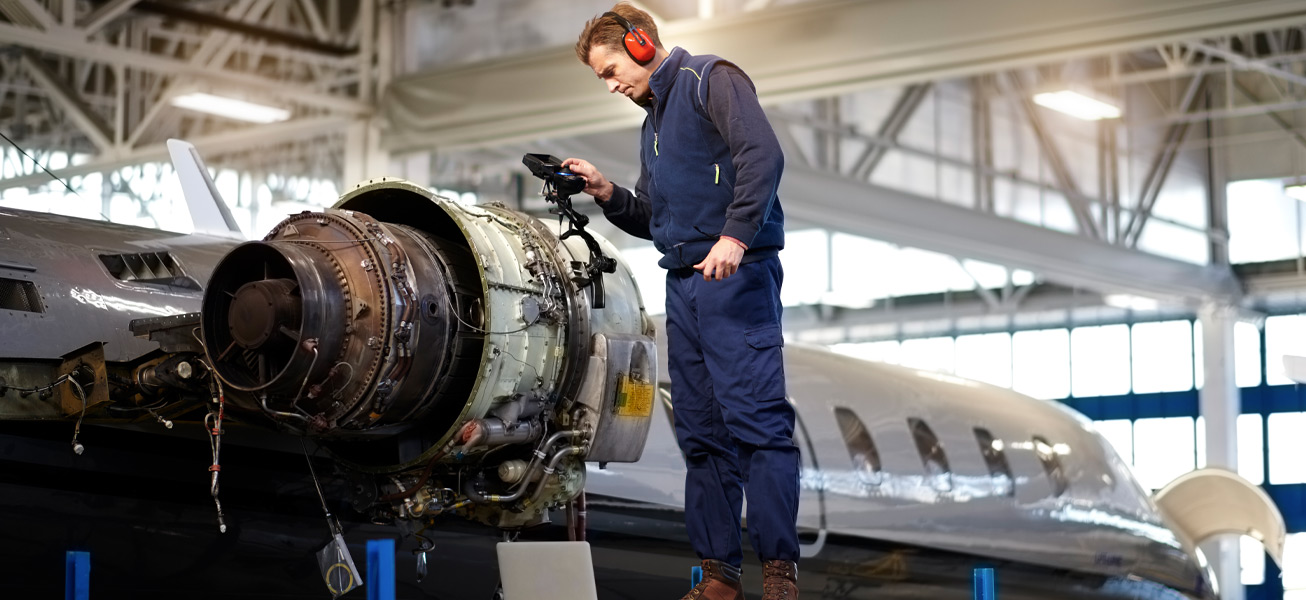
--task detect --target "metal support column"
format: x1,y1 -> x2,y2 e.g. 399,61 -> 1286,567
971,77 -> 994,213
1198,302 -> 1242,600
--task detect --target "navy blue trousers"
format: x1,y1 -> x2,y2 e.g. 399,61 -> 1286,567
665,256 -> 800,567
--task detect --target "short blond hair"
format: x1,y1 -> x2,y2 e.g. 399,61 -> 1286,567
575,2 -> 663,65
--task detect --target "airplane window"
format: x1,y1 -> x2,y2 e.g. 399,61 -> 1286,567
0,278 -> 44,313
908,417 -> 952,491
1031,435 -> 1068,496
832,407 -> 882,485
973,427 -> 1014,496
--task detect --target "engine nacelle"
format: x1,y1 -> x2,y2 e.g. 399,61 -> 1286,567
199,179 -> 657,527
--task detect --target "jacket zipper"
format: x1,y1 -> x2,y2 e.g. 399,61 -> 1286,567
652,99 -> 660,156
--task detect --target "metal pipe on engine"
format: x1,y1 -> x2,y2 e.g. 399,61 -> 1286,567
528,445 -> 584,505
462,430 -> 581,504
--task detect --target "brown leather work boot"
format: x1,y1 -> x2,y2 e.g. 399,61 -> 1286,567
761,559 -> 798,600
680,559 -> 744,600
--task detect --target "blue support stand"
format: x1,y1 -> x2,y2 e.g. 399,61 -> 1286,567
65,551 -> 89,600
691,565 -> 702,589
366,539 -> 395,600
973,567 -> 995,600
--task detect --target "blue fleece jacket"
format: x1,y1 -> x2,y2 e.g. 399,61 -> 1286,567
600,47 -> 785,270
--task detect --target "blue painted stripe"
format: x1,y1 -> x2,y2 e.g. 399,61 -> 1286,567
65,551 -> 89,600
973,567 -> 995,600
366,539 -> 395,600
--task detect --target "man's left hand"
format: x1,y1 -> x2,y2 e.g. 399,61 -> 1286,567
693,238 -> 745,281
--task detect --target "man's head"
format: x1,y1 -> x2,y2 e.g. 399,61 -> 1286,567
575,3 -> 666,104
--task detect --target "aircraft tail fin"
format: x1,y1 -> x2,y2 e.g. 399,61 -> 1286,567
1154,467 -> 1285,566
167,139 -> 244,239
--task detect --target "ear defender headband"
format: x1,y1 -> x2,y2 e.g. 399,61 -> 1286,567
603,11 -> 655,65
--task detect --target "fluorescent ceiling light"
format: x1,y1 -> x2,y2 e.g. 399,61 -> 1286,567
170,93 -> 290,124
1104,294 -> 1159,311
1033,90 -> 1121,121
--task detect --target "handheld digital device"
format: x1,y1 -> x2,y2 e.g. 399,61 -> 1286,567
522,153 -> 618,309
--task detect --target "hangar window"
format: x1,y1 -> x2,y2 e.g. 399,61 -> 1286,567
1195,414 -> 1264,485
1193,320 -> 1262,388
1012,329 -> 1070,400
900,336 -> 955,374
1241,535 -> 1265,586
833,407 -> 881,485
0,278 -> 43,313
1268,412 -> 1306,485
908,417 -> 952,491
1131,321 -> 1193,393
98,252 -> 203,291
1133,417 -> 1195,490
1070,324 -> 1131,397
955,332 -> 1011,388
1093,419 -> 1134,466
1265,315 -> 1306,386
831,340 -> 901,365
973,427 -> 1014,496
1031,435 -> 1068,496
1283,533 -> 1306,596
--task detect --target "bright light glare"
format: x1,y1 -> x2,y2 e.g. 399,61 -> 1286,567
1104,294 -> 1160,311
1286,184 -> 1306,202
1033,90 -> 1122,121
170,93 -> 290,123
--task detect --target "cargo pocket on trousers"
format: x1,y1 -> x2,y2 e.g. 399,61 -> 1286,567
744,324 -> 786,400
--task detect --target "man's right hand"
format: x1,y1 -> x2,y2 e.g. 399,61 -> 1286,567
561,158 -> 614,204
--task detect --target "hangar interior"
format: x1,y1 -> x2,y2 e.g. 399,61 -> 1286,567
3,0 -> 1306,598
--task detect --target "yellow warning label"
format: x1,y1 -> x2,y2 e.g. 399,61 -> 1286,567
615,376 -> 654,417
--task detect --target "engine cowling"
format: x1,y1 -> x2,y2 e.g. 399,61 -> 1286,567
199,178 -> 657,527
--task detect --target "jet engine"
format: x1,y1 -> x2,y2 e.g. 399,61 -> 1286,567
198,178 -> 657,528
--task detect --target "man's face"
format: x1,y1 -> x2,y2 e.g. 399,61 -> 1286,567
588,45 -> 652,105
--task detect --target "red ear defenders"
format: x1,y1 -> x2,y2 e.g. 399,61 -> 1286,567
603,11 -> 655,65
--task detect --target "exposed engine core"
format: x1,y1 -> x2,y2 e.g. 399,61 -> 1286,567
199,179 -> 656,527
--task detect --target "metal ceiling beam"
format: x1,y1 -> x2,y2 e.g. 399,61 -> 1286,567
520,145 -> 1242,302
1121,75 -> 1207,247
1187,40 -> 1306,88
381,0 -> 1306,152
79,0 -> 142,36
0,116 -> 352,188
780,166 -> 1242,303
972,76 -> 995,213
131,1 -> 357,56
0,21 -> 370,114
4,0 -> 57,31
126,0 -> 275,148
1233,78 -> 1306,152
1009,72 -> 1102,240
781,286 -> 1138,340
297,0 -> 331,41
19,52 -> 113,151
849,82 -> 930,180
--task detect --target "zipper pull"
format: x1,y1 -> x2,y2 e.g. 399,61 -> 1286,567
714,163 -> 720,184
654,132 -> 659,156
